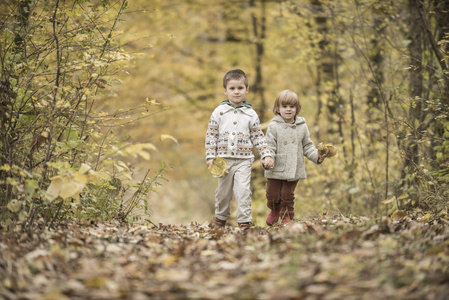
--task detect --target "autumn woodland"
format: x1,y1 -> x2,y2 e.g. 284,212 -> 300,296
1,0 -> 448,299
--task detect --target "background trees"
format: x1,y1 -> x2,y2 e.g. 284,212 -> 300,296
1,0 -> 447,227
121,0 -> 448,225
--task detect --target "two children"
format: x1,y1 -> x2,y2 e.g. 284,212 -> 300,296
206,70 -> 323,228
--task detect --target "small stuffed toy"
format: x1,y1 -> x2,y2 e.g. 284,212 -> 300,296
317,143 -> 338,158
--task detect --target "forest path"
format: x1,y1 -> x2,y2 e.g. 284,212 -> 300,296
1,214 -> 448,300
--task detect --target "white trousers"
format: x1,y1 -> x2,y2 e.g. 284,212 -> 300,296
215,158 -> 254,223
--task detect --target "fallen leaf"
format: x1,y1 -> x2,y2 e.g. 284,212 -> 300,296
317,142 -> 338,158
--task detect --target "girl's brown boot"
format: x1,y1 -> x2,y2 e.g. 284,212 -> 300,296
282,215 -> 291,224
266,209 -> 280,226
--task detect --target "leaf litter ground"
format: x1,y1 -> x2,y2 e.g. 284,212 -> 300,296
1,213 -> 448,300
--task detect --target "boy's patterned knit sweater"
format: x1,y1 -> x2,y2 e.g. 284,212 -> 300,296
206,100 -> 271,160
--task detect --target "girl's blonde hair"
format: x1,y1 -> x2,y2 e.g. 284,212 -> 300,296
272,89 -> 301,115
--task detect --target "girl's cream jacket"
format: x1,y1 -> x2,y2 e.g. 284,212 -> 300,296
264,115 -> 320,181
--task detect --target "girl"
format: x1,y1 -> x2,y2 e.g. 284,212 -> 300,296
264,90 -> 324,225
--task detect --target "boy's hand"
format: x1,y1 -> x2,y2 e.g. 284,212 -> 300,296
206,159 -> 213,168
263,156 -> 274,169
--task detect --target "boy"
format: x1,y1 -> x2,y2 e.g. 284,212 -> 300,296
205,69 -> 274,230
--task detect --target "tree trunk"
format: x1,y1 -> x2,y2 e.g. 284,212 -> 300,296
415,0 -> 449,101
311,0 -> 334,132
366,6 -> 388,205
430,0 -> 449,168
399,0 -> 425,196
250,0 -> 267,121
13,0 -> 32,50
1,0 -> 32,207
366,12 -> 385,125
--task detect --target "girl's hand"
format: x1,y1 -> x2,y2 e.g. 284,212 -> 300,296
317,156 -> 325,164
206,159 -> 213,168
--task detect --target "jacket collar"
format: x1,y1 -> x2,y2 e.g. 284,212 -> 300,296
272,114 -> 306,125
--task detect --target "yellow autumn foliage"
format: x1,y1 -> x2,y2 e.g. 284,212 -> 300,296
122,143 -> 158,160
207,157 -> 229,178
317,143 -> 338,158
46,173 -> 83,202
391,209 -> 408,221
45,164 -> 102,202
160,134 -> 178,144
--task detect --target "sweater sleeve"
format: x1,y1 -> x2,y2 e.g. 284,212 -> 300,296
302,125 -> 319,163
205,112 -> 219,160
250,117 -> 272,159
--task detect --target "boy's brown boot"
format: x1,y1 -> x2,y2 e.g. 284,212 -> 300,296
238,222 -> 251,230
211,217 -> 226,229
266,209 -> 280,226
238,222 -> 251,234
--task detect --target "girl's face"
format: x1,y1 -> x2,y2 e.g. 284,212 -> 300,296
224,79 -> 249,107
279,104 -> 296,123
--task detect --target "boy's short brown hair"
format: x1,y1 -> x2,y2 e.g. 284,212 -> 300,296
272,89 -> 302,115
223,69 -> 249,88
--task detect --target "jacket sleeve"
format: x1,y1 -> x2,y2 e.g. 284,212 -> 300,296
265,122 -> 277,160
260,122 -> 276,169
205,112 -> 218,160
302,125 -> 319,163
250,117 -> 272,159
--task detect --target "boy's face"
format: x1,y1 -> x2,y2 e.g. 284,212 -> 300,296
224,78 -> 249,107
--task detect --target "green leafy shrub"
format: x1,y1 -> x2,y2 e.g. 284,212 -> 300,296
0,0 -> 167,229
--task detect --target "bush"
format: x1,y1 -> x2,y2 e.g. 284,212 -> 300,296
0,0 -> 166,230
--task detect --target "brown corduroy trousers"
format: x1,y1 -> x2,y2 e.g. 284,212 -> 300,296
266,178 -> 299,219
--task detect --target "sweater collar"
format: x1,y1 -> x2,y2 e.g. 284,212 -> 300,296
220,99 -> 252,109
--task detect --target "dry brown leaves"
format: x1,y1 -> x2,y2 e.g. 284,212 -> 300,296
1,213 -> 448,300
